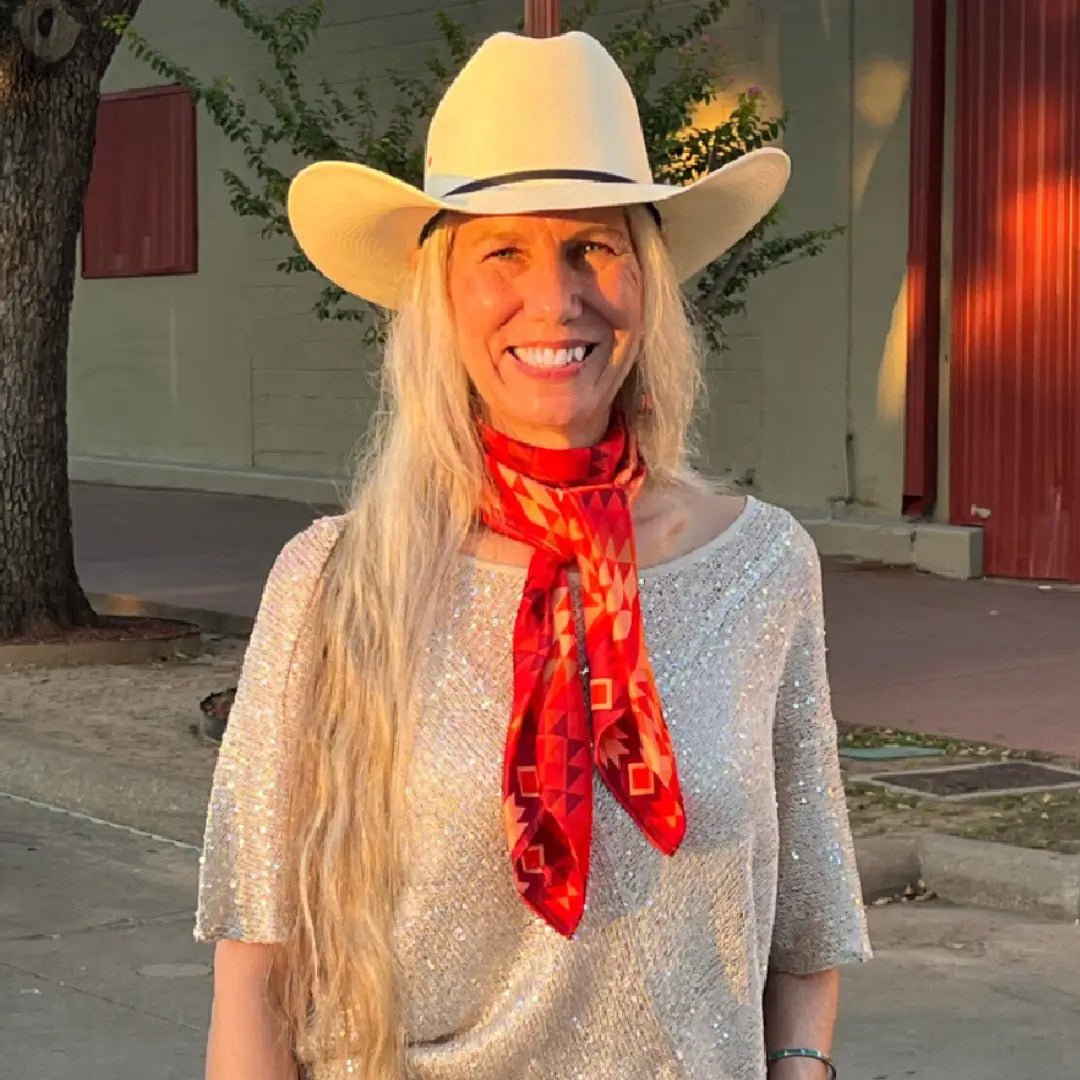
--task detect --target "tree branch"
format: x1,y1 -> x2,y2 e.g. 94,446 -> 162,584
699,231 -> 755,308
85,0 -> 141,74
705,130 -> 719,175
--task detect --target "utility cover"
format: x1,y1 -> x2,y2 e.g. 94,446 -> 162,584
866,762 -> 1080,800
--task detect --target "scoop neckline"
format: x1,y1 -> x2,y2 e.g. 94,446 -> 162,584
460,495 -> 759,581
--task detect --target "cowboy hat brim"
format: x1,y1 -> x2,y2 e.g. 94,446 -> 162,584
287,146 -> 791,311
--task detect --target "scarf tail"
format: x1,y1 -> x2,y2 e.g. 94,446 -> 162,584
502,552 -> 593,937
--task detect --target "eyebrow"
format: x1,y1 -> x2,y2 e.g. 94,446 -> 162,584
466,228 -> 529,249
573,224 -> 631,244
463,222 -> 631,250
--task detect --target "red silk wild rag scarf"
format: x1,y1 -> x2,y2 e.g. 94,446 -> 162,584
479,421 -> 686,938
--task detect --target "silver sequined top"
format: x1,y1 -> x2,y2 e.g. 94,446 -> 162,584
196,496 -> 871,1079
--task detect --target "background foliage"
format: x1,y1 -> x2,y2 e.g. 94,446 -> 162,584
109,0 -> 840,349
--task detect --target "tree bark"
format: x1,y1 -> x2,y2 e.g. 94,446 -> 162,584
0,0 -> 141,637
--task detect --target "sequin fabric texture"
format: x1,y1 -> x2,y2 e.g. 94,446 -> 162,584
196,498 -> 872,1080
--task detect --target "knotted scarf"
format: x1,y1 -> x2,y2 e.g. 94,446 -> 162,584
479,419 -> 686,937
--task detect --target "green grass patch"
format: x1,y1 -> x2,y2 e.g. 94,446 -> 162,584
844,779 -> 1080,854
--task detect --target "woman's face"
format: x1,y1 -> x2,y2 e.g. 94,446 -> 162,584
446,207 -> 644,448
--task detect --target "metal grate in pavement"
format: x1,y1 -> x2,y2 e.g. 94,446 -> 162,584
864,761 -> 1080,801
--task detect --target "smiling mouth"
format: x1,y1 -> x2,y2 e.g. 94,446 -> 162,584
508,344 -> 598,369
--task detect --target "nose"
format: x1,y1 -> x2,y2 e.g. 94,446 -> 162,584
518,246 -> 584,324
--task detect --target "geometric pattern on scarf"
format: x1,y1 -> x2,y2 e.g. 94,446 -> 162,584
479,419 -> 687,937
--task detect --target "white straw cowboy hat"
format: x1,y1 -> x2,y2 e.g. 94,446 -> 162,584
287,30 -> 791,311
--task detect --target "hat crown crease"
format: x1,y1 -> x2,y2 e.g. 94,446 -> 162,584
424,31 -> 653,201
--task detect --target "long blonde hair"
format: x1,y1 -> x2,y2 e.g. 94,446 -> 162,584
272,207 -> 707,1077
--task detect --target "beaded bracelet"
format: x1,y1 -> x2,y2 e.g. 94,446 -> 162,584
766,1048 -> 837,1079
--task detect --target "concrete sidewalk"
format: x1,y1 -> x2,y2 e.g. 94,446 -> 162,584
4,795 -> 1080,1080
1,797 -> 209,1079
72,482 -> 1080,757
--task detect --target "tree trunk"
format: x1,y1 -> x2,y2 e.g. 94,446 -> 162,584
0,0 -> 141,637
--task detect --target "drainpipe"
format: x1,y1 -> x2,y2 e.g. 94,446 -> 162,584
902,0 -> 947,518
524,0 -> 560,37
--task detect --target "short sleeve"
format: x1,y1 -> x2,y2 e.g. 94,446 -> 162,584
194,516 -> 343,943
769,526 -> 872,973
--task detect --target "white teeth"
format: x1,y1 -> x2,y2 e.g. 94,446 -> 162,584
514,346 -> 590,368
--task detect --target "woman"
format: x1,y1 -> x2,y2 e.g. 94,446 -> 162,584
196,30 -> 871,1080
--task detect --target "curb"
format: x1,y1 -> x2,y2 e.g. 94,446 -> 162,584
853,834 -> 921,900
0,627 -> 203,669
88,592 -> 255,638
917,832 -> 1080,922
854,830 -> 1080,922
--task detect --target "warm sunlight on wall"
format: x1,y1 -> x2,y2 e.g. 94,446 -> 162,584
877,273 -> 909,425
856,56 -> 910,128
853,56 -> 910,209
692,83 -> 783,136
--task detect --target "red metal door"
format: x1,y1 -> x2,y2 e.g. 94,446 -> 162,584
950,0 -> 1080,579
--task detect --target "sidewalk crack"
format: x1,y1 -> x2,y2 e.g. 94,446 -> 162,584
2,908 -> 196,944
0,959 -> 207,1033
